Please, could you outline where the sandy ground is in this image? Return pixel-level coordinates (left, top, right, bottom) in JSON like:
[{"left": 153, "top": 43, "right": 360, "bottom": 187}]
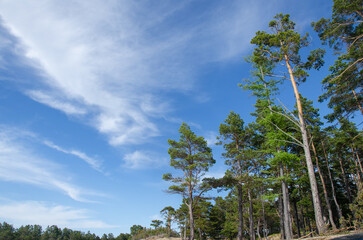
[
  {"left": 301, "top": 232, "right": 363, "bottom": 240},
  {"left": 142, "top": 230, "right": 363, "bottom": 240}
]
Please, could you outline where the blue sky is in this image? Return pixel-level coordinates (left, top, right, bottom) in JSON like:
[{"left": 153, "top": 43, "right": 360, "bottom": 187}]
[{"left": 0, "top": 0, "right": 336, "bottom": 236}]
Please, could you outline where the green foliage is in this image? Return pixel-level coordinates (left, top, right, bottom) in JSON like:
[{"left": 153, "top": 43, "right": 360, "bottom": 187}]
[
  {"left": 164, "top": 122, "right": 215, "bottom": 204},
  {"left": 150, "top": 220, "right": 163, "bottom": 229},
  {"left": 350, "top": 183, "right": 363, "bottom": 229},
  {"left": 130, "top": 225, "right": 143, "bottom": 236},
  {"left": 160, "top": 206, "right": 175, "bottom": 235},
  {"left": 251, "top": 13, "right": 325, "bottom": 83},
  {"left": 0, "top": 222, "right": 133, "bottom": 240},
  {"left": 130, "top": 226, "right": 178, "bottom": 240},
  {"left": 312, "top": 0, "right": 363, "bottom": 121}
]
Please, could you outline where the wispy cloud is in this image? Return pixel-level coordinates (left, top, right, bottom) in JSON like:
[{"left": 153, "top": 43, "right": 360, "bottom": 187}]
[
  {"left": 123, "top": 150, "right": 166, "bottom": 169},
  {"left": 0, "top": 129, "right": 100, "bottom": 202},
  {"left": 204, "top": 131, "right": 219, "bottom": 147},
  {"left": 27, "top": 90, "right": 87, "bottom": 115},
  {"left": 0, "top": 0, "right": 270, "bottom": 146},
  {"left": 43, "top": 140, "right": 105, "bottom": 174},
  {"left": 0, "top": 200, "right": 115, "bottom": 229}
]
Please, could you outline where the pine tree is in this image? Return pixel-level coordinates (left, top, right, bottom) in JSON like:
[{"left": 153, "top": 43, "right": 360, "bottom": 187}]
[
  {"left": 312, "top": 0, "right": 363, "bottom": 121},
  {"left": 163, "top": 123, "right": 215, "bottom": 240},
  {"left": 251, "top": 13, "right": 327, "bottom": 234}
]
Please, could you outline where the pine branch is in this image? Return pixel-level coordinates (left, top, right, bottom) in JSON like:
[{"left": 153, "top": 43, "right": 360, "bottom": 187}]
[
  {"left": 266, "top": 119, "right": 303, "bottom": 146},
  {"left": 329, "top": 57, "right": 363, "bottom": 83}
]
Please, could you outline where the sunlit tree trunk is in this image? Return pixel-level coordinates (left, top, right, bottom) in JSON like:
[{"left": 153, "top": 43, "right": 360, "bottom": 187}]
[{"left": 284, "top": 55, "right": 327, "bottom": 234}]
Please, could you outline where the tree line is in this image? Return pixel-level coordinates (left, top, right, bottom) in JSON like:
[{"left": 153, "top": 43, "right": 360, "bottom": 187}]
[
  {"left": 163, "top": 1, "right": 362, "bottom": 240},
  {"left": 0, "top": 222, "right": 131, "bottom": 240}
]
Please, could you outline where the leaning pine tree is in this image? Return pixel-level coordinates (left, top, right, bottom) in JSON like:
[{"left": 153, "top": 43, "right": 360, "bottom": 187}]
[
  {"left": 163, "top": 123, "right": 215, "bottom": 240},
  {"left": 250, "top": 13, "right": 327, "bottom": 234}
]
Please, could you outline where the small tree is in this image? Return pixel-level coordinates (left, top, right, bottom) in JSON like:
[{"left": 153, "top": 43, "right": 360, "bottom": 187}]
[
  {"left": 161, "top": 206, "right": 176, "bottom": 236},
  {"left": 151, "top": 220, "right": 163, "bottom": 230},
  {"left": 163, "top": 123, "right": 215, "bottom": 240},
  {"left": 130, "top": 225, "right": 144, "bottom": 237}
]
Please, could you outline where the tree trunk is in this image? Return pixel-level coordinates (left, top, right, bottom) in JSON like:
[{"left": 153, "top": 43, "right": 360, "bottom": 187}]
[
  {"left": 322, "top": 142, "right": 343, "bottom": 220},
  {"left": 257, "top": 218, "right": 261, "bottom": 240},
  {"left": 352, "top": 146, "right": 362, "bottom": 181},
  {"left": 339, "top": 158, "right": 352, "bottom": 202},
  {"left": 279, "top": 195, "right": 285, "bottom": 240},
  {"left": 311, "top": 139, "right": 337, "bottom": 230},
  {"left": 284, "top": 55, "right": 327, "bottom": 234},
  {"left": 237, "top": 184, "right": 244, "bottom": 240},
  {"left": 248, "top": 187, "right": 255, "bottom": 240},
  {"left": 353, "top": 146, "right": 362, "bottom": 174},
  {"left": 187, "top": 192, "right": 194, "bottom": 240},
  {"left": 307, "top": 215, "right": 312, "bottom": 235},
  {"left": 280, "top": 163, "right": 293, "bottom": 239},
  {"left": 292, "top": 199, "right": 301, "bottom": 238},
  {"left": 184, "top": 217, "right": 187, "bottom": 240},
  {"left": 352, "top": 89, "right": 363, "bottom": 115},
  {"left": 261, "top": 186, "right": 267, "bottom": 240},
  {"left": 300, "top": 206, "right": 306, "bottom": 236}
]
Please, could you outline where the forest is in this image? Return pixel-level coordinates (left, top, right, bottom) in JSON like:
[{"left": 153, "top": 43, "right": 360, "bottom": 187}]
[{"left": 0, "top": 0, "right": 362, "bottom": 239}]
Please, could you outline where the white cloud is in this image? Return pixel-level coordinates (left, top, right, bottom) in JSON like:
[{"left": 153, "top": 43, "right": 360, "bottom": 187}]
[
  {"left": 123, "top": 151, "right": 166, "bottom": 169},
  {"left": 0, "top": 129, "right": 99, "bottom": 202},
  {"left": 204, "top": 131, "right": 219, "bottom": 147},
  {"left": 0, "top": 0, "right": 270, "bottom": 146},
  {"left": 27, "top": 90, "right": 87, "bottom": 115},
  {"left": 43, "top": 140, "right": 105, "bottom": 174},
  {"left": 0, "top": 200, "right": 115, "bottom": 229}
]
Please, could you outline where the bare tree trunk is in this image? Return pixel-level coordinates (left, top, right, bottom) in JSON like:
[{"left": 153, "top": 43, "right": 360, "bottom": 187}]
[
  {"left": 261, "top": 186, "right": 267, "bottom": 240},
  {"left": 322, "top": 142, "right": 343, "bottom": 220},
  {"left": 285, "top": 55, "right": 327, "bottom": 234},
  {"left": 248, "top": 187, "right": 255, "bottom": 240},
  {"left": 311, "top": 140, "right": 337, "bottom": 230},
  {"left": 280, "top": 163, "right": 293, "bottom": 239},
  {"left": 187, "top": 190, "right": 194, "bottom": 240},
  {"left": 339, "top": 158, "right": 352, "bottom": 202},
  {"left": 352, "top": 89, "right": 363, "bottom": 115},
  {"left": 237, "top": 184, "right": 244, "bottom": 240},
  {"left": 292, "top": 199, "right": 301, "bottom": 238},
  {"left": 279, "top": 195, "right": 285, "bottom": 240},
  {"left": 257, "top": 218, "right": 261, "bottom": 240},
  {"left": 353, "top": 146, "right": 362, "bottom": 174},
  {"left": 352, "top": 146, "right": 362, "bottom": 181},
  {"left": 184, "top": 216, "right": 187, "bottom": 240}
]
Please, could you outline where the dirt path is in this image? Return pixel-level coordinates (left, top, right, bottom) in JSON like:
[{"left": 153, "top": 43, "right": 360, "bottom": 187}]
[
  {"left": 298, "top": 231, "right": 363, "bottom": 240},
  {"left": 327, "top": 233, "right": 363, "bottom": 240}
]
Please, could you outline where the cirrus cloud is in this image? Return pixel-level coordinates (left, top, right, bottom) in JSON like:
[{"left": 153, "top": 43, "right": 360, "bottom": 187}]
[
  {"left": 0, "top": 200, "right": 116, "bottom": 229},
  {"left": 0, "top": 0, "right": 270, "bottom": 146}
]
